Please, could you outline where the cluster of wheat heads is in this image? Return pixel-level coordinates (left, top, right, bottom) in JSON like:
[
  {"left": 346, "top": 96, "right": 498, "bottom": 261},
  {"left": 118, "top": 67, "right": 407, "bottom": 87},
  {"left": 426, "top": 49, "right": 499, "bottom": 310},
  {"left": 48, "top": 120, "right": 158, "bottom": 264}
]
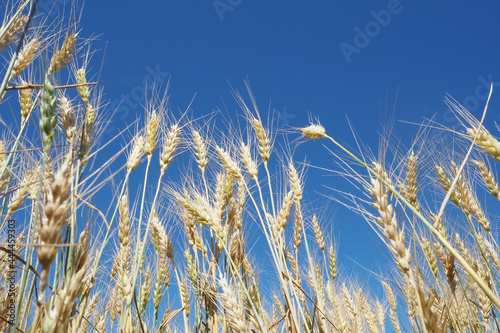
[
  {"left": 2, "top": 2, "right": 500, "bottom": 333},
  {"left": 305, "top": 90, "right": 500, "bottom": 332}
]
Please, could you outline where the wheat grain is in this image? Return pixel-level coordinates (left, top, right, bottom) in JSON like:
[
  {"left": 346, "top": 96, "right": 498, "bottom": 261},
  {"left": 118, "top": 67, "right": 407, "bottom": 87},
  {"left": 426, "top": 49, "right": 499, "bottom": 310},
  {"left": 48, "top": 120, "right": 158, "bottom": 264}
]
[
  {"left": 467, "top": 127, "right": 500, "bottom": 161},
  {"left": 160, "top": 123, "right": 181, "bottom": 172},
  {"left": 39, "top": 76, "right": 57, "bottom": 149},
  {"left": 473, "top": 160, "right": 499, "bottom": 198},
  {"left": 150, "top": 210, "right": 175, "bottom": 265},
  {"left": 48, "top": 32, "right": 77, "bottom": 74},
  {"left": 416, "top": 274, "right": 444, "bottom": 333},
  {"left": 382, "top": 282, "right": 401, "bottom": 333},
  {"left": 293, "top": 204, "right": 303, "bottom": 250},
  {"left": 399, "top": 152, "right": 419, "bottom": 211},
  {"left": 192, "top": 130, "right": 208, "bottom": 173},
  {"left": 58, "top": 95, "right": 77, "bottom": 142},
  {"left": 76, "top": 67, "right": 91, "bottom": 103},
  {"left": 145, "top": 111, "right": 159, "bottom": 156},
  {"left": 300, "top": 123, "right": 326, "bottom": 139},
  {"left": 6, "top": 178, "right": 27, "bottom": 219},
  {"left": 181, "top": 277, "right": 190, "bottom": 318},
  {"left": 218, "top": 274, "right": 246, "bottom": 333},
  {"left": 18, "top": 80, "right": 33, "bottom": 121},
  {"left": 376, "top": 301, "right": 385, "bottom": 331},
  {"left": 42, "top": 265, "right": 87, "bottom": 332},
  {"left": 277, "top": 190, "right": 293, "bottom": 234},
  {"left": 476, "top": 262, "right": 493, "bottom": 322},
  {"left": 328, "top": 245, "right": 337, "bottom": 283},
  {"left": 80, "top": 291, "right": 100, "bottom": 332},
  {"left": 312, "top": 215, "right": 325, "bottom": 252},
  {"left": 451, "top": 161, "right": 491, "bottom": 231},
  {"left": 11, "top": 38, "right": 40, "bottom": 78},
  {"left": 369, "top": 176, "right": 411, "bottom": 273},
  {"left": 0, "top": 15, "right": 28, "bottom": 51},
  {"left": 240, "top": 142, "right": 258, "bottom": 180},
  {"left": 127, "top": 134, "right": 145, "bottom": 172},
  {"left": 37, "top": 160, "right": 71, "bottom": 303},
  {"left": 251, "top": 118, "right": 271, "bottom": 162},
  {"left": 119, "top": 195, "right": 130, "bottom": 248},
  {"left": 139, "top": 268, "right": 153, "bottom": 315},
  {"left": 229, "top": 230, "right": 245, "bottom": 271},
  {"left": 435, "top": 165, "right": 461, "bottom": 207},
  {"left": 484, "top": 239, "right": 500, "bottom": 273},
  {"left": 357, "top": 291, "right": 378, "bottom": 333},
  {"left": 216, "top": 145, "right": 242, "bottom": 179},
  {"left": 421, "top": 237, "right": 438, "bottom": 278},
  {"left": 434, "top": 241, "right": 457, "bottom": 293}
]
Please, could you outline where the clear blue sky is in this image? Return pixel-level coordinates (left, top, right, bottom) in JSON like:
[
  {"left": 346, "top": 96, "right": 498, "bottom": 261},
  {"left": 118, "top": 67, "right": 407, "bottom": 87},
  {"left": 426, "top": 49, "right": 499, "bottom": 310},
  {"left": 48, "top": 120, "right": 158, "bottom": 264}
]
[{"left": 71, "top": 1, "right": 500, "bottom": 284}]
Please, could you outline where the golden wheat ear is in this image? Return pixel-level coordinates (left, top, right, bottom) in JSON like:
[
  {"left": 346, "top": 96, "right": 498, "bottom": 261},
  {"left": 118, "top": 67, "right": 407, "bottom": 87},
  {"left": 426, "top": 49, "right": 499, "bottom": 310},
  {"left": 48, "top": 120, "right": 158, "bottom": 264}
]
[
  {"left": 48, "top": 32, "right": 77, "bottom": 74},
  {"left": 0, "top": 15, "right": 28, "bottom": 52}
]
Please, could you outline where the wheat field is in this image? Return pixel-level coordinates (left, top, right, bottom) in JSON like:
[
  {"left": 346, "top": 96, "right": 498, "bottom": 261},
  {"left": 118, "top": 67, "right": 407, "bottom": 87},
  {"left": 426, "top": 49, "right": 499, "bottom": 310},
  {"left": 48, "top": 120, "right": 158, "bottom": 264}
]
[{"left": 1, "top": 2, "right": 500, "bottom": 332}]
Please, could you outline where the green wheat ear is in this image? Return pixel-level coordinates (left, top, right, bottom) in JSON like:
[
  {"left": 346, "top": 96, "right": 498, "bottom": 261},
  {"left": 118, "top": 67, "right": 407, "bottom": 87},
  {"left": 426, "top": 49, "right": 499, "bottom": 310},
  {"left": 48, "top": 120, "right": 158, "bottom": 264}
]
[{"left": 39, "top": 76, "right": 57, "bottom": 150}]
